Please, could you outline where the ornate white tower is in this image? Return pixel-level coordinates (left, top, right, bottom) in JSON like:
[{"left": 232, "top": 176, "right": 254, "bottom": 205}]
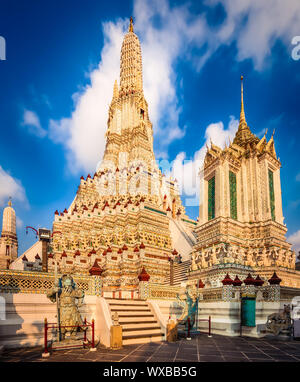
[
  {"left": 49, "top": 18, "right": 196, "bottom": 286},
  {"left": 103, "top": 17, "right": 155, "bottom": 169},
  {"left": 0, "top": 199, "right": 18, "bottom": 269},
  {"left": 190, "top": 76, "right": 297, "bottom": 287}
]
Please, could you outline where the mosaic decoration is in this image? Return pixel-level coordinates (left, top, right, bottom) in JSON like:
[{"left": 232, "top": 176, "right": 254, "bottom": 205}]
[
  {"left": 0, "top": 269, "right": 101, "bottom": 295},
  {"left": 268, "top": 169, "right": 275, "bottom": 221},
  {"left": 208, "top": 176, "right": 215, "bottom": 221},
  {"left": 229, "top": 171, "right": 237, "bottom": 220}
]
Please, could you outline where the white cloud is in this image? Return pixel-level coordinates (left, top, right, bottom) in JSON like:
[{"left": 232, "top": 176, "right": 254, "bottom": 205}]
[
  {"left": 170, "top": 116, "right": 238, "bottom": 205},
  {"left": 210, "top": 0, "right": 300, "bottom": 69},
  {"left": 47, "top": 0, "right": 300, "bottom": 174},
  {"left": 48, "top": 2, "right": 210, "bottom": 173},
  {"left": 16, "top": 216, "right": 23, "bottom": 229},
  {"left": 21, "top": 110, "right": 47, "bottom": 138},
  {"left": 0, "top": 166, "right": 28, "bottom": 207},
  {"left": 49, "top": 19, "right": 127, "bottom": 174},
  {"left": 287, "top": 230, "right": 300, "bottom": 255}
]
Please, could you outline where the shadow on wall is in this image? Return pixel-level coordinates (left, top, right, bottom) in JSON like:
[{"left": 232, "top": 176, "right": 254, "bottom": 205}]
[
  {"left": 0, "top": 290, "right": 24, "bottom": 349},
  {"left": 170, "top": 301, "right": 183, "bottom": 321},
  {"left": 0, "top": 291, "right": 57, "bottom": 351}
]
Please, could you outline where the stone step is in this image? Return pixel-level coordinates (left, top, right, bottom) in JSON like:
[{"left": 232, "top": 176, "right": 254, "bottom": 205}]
[
  {"left": 118, "top": 317, "right": 157, "bottom": 323},
  {"left": 109, "top": 302, "right": 148, "bottom": 307},
  {"left": 123, "top": 336, "right": 164, "bottom": 345},
  {"left": 123, "top": 329, "right": 163, "bottom": 339},
  {"left": 122, "top": 322, "right": 160, "bottom": 329},
  {"left": 123, "top": 327, "right": 162, "bottom": 339},
  {"left": 122, "top": 325, "right": 161, "bottom": 332},
  {"left": 118, "top": 313, "right": 155, "bottom": 318},
  {"left": 106, "top": 299, "right": 163, "bottom": 345},
  {"left": 105, "top": 298, "right": 146, "bottom": 305},
  {"left": 110, "top": 307, "right": 151, "bottom": 312}
]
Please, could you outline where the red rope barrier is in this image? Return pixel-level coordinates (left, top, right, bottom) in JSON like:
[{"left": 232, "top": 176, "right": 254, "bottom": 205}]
[
  {"left": 43, "top": 318, "right": 96, "bottom": 355},
  {"left": 198, "top": 317, "right": 212, "bottom": 337}
]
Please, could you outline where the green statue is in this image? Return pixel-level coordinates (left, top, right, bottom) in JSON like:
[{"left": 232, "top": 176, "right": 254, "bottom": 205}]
[
  {"left": 176, "top": 284, "right": 200, "bottom": 330},
  {"left": 47, "top": 274, "right": 85, "bottom": 341}
]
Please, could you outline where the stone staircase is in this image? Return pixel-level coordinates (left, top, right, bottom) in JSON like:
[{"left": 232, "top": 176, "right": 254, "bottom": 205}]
[
  {"left": 164, "top": 259, "right": 191, "bottom": 286},
  {"left": 106, "top": 298, "right": 165, "bottom": 345}
]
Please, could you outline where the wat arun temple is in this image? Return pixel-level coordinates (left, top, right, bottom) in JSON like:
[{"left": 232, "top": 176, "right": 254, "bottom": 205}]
[
  {"left": 48, "top": 18, "right": 197, "bottom": 291},
  {"left": 1, "top": 18, "right": 300, "bottom": 349}
]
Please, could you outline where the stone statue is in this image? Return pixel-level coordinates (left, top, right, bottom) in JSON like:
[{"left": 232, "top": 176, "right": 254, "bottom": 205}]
[
  {"left": 190, "top": 252, "right": 198, "bottom": 271},
  {"left": 176, "top": 284, "right": 200, "bottom": 330},
  {"left": 266, "top": 304, "right": 292, "bottom": 336},
  {"left": 47, "top": 274, "right": 85, "bottom": 341}
]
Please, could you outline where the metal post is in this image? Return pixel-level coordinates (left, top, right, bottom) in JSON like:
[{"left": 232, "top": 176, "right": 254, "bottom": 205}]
[
  {"left": 187, "top": 317, "right": 191, "bottom": 340},
  {"left": 208, "top": 316, "right": 212, "bottom": 337},
  {"left": 240, "top": 293, "right": 243, "bottom": 337},
  {"left": 83, "top": 318, "right": 87, "bottom": 344},
  {"left": 42, "top": 318, "right": 50, "bottom": 358},
  {"left": 90, "top": 319, "right": 96, "bottom": 351}
]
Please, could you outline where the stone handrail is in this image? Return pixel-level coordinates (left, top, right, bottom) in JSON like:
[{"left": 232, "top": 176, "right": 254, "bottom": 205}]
[{"left": 0, "top": 269, "right": 101, "bottom": 296}]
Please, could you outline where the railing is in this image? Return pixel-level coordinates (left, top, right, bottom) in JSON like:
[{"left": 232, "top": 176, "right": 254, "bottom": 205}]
[
  {"left": 280, "top": 286, "right": 300, "bottom": 301},
  {"left": 0, "top": 269, "right": 102, "bottom": 296},
  {"left": 177, "top": 316, "right": 212, "bottom": 339},
  {"left": 140, "top": 282, "right": 182, "bottom": 300},
  {"left": 198, "top": 316, "right": 212, "bottom": 337},
  {"left": 42, "top": 318, "right": 96, "bottom": 357},
  {"left": 201, "top": 287, "right": 223, "bottom": 301}
]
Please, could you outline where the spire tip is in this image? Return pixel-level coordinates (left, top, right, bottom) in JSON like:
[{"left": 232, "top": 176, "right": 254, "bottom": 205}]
[{"left": 129, "top": 16, "right": 134, "bottom": 32}]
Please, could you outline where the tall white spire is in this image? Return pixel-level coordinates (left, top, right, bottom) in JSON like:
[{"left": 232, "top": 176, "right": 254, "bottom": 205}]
[{"left": 120, "top": 17, "right": 143, "bottom": 93}]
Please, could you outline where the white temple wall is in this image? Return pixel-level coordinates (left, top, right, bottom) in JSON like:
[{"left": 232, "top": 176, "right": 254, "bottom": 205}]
[
  {"left": 0, "top": 293, "right": 97, "bottom": 349},
  {"left": 149, "top": 299, "right": 291, "bottom": 338},
  {"left": 10, "top": 241, "right": 43, "bottom": 271}
]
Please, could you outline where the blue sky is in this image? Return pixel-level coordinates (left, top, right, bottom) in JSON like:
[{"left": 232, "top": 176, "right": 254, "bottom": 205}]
[{"left": 0, "top": 0, "right": 300, "bottom": 255}]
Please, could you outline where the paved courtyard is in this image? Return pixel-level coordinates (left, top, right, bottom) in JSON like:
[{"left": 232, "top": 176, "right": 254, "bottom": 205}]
[{"left": 1, "top": 334, "right": 300, "bottom": 362}]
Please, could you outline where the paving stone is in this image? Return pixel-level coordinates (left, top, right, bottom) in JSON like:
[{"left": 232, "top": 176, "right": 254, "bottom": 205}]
[
  {"left": 3, "top": 333, "right": 300, "bottom": 362},
  {"left": 121, "top": 355, "right": 152, "bottom": 362},
  {"left": 199, "top": 355, "right": 224, "bottom": 362},
  {"left": 148, "top": 357, "right": 176, "bottom": 362}
]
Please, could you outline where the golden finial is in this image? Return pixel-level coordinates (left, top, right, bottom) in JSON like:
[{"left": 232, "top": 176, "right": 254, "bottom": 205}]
[
  {"left": 129, "top": 16, "right": 134, "bottom": 32},
  {"left": 8, "top": 197, "right": 12, "bottom": 207},
  {"left": 239, "top": 75, "right": 246, "bottom": 128}
]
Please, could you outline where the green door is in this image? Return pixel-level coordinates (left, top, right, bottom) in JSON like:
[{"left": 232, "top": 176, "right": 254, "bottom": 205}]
[{"left": 241, "top": 295, "right": 256, "bottom": 327}]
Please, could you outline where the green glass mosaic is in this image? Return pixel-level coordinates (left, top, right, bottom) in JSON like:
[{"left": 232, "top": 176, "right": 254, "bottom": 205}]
[
  {"left": 229, "top": 171, "right": 237, "bottom": 220},
  {"left": 268, "top": 169, "right": 275, "bottom": 221},
  {"left": 208, "top": 176, "right": 215, "bottom": 220},
  {"left": 144, "top": 206, "right": 167, "bottom": 216}
]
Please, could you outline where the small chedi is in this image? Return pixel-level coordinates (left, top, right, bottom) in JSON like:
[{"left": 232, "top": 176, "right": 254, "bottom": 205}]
[
  {"left": 0, "top": 199, "right": 18, "bottom": 270},
  {"left": 188, "top": 76, "right": 300, "bottom": 289},
  {"left": 47, "top": 274, "right": 85, "bottom": 341}
]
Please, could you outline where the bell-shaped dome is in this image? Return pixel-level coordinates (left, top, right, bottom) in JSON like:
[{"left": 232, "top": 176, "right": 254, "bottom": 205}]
[{"left": 1, "top": 199, "right": 16, "bottom": 236}]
